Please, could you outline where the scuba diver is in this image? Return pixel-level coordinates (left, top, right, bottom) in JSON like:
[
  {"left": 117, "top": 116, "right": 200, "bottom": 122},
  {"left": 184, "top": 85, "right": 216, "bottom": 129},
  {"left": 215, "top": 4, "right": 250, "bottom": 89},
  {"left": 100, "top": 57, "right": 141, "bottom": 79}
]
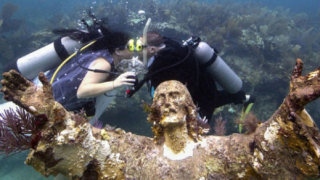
[
  {"left": 127, "top": 31, "right": 255, "bottom": 123},
  {"left": 3, "top": 11, "right": 138, "bottom": 122}
]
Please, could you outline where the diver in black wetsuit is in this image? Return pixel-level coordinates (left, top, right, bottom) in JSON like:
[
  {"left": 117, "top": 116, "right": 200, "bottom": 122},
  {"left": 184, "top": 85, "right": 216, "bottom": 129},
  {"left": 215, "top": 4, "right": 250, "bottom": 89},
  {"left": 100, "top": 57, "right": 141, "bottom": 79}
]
[{"left": 128, "top": 31, "right": 255, "bottom": 123}]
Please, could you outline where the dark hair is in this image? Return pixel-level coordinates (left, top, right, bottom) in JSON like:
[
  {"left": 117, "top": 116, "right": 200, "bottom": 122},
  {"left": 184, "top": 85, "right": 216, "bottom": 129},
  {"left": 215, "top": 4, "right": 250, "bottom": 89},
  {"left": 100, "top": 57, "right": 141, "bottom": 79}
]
[
  {"left": 52, "top": 10, "right": 130, "bottom": 54},
  {"left": 91, "top": 30, "right": 130, "bottom": 53},
  {"left": 146, "top": 31, "right": 164, "bottom": 46}
]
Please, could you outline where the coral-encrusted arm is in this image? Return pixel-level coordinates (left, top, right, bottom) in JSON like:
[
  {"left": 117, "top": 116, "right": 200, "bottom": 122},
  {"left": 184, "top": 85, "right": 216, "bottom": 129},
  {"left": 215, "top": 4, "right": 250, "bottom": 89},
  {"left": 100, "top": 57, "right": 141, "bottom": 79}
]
[
  {"left": 289, "top": 59, "right": 320, "bottom": 109},
  {"left": 249, "top": 59, "right": 320, "bottom": 178},
  {"left": 1, "top": 70, "right": 60, "bottom": 117}
]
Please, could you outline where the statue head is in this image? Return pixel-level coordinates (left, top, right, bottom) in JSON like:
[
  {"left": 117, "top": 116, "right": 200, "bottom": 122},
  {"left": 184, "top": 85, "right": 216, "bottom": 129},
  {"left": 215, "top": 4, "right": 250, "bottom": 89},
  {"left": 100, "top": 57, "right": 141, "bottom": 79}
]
[
  {"left": 154, "top": 80, "right": 190, "bottom": 127},
  {"left": 148, "top": 80, "right": 209, "bottom": 144}
]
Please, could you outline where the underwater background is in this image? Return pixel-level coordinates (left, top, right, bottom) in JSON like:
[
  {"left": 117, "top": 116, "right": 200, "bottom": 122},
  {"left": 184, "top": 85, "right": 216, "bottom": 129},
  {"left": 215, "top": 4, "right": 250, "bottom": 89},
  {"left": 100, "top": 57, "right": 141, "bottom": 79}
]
[{"left": 0, "top": 0, "right": 319, "bottom": 179}]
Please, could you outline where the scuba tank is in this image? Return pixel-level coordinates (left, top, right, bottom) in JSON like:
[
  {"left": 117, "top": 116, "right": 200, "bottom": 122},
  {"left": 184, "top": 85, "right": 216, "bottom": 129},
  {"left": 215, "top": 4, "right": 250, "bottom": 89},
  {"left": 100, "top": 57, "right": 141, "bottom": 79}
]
[
  {"left": 3, "top": 36, "right": 81, "bottom": 80},
  {"left": 127, "top": 35, "right": 244, "bottom": 98},
  {"left": 184, "top": 36, "right": 243, "bottom": 94}
]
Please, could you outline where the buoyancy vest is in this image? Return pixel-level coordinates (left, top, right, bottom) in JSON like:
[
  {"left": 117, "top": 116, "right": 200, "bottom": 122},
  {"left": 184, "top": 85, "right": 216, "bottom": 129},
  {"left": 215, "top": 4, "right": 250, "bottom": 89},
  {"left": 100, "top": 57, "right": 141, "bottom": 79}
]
[{"left": 45, "top": 49, "right": 114, "bottom": 116}]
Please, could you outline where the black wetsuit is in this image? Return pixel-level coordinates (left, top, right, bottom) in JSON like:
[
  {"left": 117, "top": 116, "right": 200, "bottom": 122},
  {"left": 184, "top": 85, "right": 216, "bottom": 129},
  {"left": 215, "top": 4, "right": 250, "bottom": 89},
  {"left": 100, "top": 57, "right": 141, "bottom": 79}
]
[{"left": 146, "top": 38, "right": 244, "bottom": 122}]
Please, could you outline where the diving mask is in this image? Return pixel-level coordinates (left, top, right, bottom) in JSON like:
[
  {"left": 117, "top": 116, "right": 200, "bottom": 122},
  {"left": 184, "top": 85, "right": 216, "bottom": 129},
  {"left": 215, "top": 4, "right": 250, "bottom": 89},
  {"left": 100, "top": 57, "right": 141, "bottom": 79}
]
[
  {"left": 127, "top": 39, "right": 147, "bottom": 52},
  {"left": 115, "top": 56, "right": 147, "bottom": 75}
]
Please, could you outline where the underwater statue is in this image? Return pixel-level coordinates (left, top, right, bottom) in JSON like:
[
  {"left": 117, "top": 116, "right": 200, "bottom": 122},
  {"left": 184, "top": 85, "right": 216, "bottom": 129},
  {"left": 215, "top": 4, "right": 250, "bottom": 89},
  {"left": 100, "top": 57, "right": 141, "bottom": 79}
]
[{"left": 0, "top": 59, "right": 319, "bottom": 179}]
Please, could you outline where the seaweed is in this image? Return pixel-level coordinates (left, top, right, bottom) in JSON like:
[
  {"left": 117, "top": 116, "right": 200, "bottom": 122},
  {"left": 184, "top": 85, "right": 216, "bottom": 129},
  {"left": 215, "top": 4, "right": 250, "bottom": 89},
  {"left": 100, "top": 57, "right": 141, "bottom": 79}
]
[
  {"left": 1, "top": 2, "right": 19, "bottom": 21},
  {"left": 213, "top": 114, "right": 227, "bottom": 136}
]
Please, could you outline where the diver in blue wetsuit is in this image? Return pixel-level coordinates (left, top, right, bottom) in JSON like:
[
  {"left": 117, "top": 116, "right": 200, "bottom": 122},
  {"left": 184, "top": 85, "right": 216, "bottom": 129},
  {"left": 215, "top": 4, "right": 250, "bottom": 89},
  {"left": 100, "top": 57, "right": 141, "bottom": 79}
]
[{"left": 128, "top": 31, "right": 255, "bottom": 123}]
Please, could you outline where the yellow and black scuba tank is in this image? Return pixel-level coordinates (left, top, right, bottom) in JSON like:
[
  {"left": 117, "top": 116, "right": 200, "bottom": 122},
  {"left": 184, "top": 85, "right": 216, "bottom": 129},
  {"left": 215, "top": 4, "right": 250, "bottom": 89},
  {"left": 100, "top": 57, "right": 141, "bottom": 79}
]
[{"left": 3, "top": 36, "right": 81, "bottom": 80}]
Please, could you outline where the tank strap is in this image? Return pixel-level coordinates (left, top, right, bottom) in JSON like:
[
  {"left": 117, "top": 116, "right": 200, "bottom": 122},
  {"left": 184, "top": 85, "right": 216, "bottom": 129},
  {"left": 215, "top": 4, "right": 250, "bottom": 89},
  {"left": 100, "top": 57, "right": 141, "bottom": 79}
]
[
  {"left": 200, "top": 48, "right": 219, "bottom": 68},
  {"left": 54, "top": 37, "right": 70, "bottom": 61}
]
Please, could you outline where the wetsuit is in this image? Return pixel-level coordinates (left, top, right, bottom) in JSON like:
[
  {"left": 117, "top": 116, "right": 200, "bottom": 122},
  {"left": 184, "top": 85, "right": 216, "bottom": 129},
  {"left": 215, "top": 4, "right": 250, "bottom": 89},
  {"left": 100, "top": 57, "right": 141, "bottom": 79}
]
[{"left": 146, "top": 38, "right": 245, "bottom": 122}]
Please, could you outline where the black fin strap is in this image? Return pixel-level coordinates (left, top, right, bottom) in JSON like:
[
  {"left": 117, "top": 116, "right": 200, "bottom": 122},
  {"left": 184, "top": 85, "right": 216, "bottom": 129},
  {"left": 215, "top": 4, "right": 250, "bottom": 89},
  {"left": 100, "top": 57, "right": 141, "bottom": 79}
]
[{"left": 54, "top": 37, "right": 70, "bottom": 61}]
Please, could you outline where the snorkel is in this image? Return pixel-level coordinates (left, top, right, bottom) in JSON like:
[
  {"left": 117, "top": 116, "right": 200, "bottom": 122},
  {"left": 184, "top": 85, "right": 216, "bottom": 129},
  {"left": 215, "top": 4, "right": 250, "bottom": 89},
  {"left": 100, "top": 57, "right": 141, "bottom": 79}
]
[
  {"left": 143, "top": 18, "right": 151, "bottom": 68},
  {"left": 116, "top": 17, "right": 151, "bottom": 74}
]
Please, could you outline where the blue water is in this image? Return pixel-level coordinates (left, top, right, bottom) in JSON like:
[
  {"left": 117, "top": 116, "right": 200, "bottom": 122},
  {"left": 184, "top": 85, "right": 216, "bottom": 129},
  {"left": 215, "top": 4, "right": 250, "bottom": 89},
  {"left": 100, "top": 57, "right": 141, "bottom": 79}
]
[{"left": 0, "top": 0, "right": 319, "bottom": 179}]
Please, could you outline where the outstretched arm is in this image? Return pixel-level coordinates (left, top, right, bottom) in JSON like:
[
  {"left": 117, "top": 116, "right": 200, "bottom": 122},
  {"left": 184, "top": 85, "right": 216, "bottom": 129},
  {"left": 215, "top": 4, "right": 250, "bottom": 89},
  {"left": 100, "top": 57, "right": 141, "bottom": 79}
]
[
  {"left": 1, "top": 70, "right": 55, "bottom": 115},
  {"left": 288, "top": 58, "right": 320, "bottom": 111}
]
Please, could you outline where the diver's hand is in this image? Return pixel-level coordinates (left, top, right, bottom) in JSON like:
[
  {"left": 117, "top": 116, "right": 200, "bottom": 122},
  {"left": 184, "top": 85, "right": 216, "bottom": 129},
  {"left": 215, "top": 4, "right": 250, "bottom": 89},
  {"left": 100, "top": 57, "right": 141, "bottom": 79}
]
[{"left": 113, "top": 72, "right": 136, "bottom": 89}]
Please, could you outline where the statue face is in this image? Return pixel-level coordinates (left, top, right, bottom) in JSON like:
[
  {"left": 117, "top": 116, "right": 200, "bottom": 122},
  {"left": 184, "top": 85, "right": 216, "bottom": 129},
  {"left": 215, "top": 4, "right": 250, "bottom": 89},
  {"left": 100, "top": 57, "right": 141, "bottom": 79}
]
[
  {"left": 150, "top": 80, "right": 206, "bottom": 142},
  {"left": 154, "top": 81, "right": 188, "bottom": 127}
]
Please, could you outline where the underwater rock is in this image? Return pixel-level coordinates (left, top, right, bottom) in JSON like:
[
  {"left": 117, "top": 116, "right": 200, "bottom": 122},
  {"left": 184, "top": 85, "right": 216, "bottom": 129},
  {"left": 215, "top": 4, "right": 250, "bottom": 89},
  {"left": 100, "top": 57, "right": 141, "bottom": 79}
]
[{"left": 0, "top": 58, "right": 319, "bottom": 179}]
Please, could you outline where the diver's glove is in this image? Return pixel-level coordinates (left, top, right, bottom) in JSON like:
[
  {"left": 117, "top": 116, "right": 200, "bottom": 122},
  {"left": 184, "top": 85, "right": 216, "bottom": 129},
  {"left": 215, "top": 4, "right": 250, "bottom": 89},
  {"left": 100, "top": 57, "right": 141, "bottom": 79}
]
[{"left": 113, "top": 72, "right": 136, "bottom": 89}]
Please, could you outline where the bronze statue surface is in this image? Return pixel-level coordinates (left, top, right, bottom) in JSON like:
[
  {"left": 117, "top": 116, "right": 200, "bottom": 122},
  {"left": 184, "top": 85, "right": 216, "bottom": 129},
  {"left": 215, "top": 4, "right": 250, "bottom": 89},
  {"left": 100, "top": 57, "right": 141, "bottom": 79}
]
[{"left": 0, "top": 59, "right": 319, "bottom": 180}]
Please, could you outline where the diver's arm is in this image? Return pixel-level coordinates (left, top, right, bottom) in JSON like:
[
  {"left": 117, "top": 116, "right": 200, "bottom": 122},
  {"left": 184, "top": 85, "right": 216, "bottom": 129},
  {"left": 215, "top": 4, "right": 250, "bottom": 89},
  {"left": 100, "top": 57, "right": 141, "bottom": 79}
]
[
  {"left": 77, "top": 58, "right": 113, "bottom": 99},
  {"left": 77, "top": 58, "right": 135, "bottom": 99}
]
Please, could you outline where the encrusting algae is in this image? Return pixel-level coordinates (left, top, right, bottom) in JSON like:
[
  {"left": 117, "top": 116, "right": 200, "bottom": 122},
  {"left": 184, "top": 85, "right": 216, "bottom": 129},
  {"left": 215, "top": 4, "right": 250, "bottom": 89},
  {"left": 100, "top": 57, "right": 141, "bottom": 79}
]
[{"left": 0, "top": 58, "right": 319, "bottom": 179}]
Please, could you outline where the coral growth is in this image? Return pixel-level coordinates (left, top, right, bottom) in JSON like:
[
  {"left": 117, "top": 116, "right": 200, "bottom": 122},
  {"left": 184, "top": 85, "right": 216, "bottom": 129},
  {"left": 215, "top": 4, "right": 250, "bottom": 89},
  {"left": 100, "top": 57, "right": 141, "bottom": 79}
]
[
  {"left": 213, "top": 114, "right": 227, "bottom": 136},
  {"left": 73, "top": 109, "right": 87, "bottom": 127},
  {"left": 0, "top": 107, "right": 47, "bottom": 156},
  {"left": 243, "top": 112, "right": 261, "bottom": 134}
]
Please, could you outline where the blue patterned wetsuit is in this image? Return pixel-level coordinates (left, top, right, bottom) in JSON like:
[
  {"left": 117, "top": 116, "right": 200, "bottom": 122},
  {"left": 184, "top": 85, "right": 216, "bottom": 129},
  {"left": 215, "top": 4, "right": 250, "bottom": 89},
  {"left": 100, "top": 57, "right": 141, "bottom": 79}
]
[{"left": 45, "top": 49, "right": 114, "bottom": 116}]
